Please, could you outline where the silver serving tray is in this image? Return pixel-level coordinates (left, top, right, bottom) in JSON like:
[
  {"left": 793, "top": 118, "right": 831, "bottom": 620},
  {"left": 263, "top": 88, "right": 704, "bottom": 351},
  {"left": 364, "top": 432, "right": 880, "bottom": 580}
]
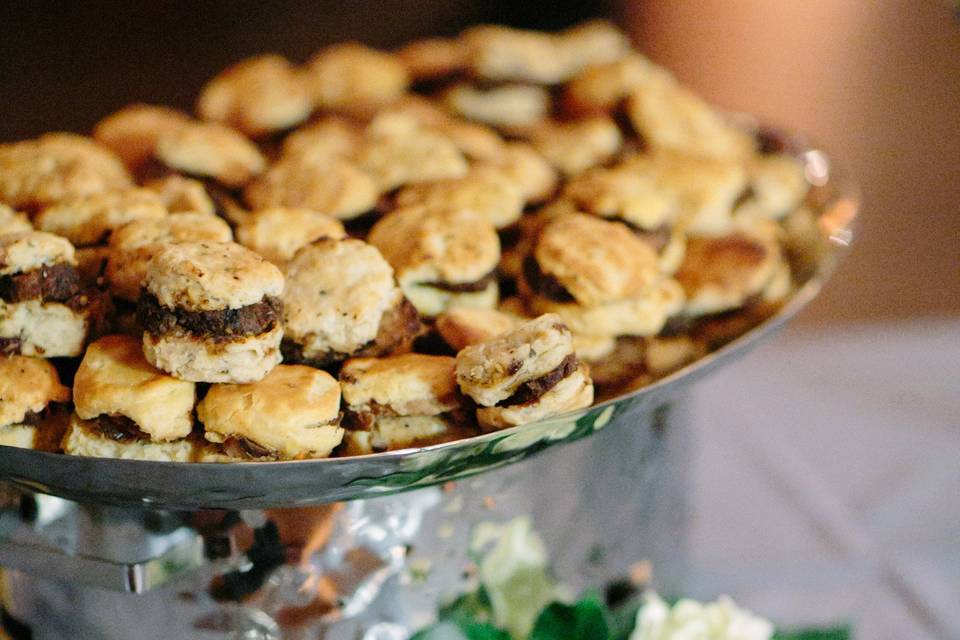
[{"left": 0, "top": 135, "right": 858, "bottom": 510}]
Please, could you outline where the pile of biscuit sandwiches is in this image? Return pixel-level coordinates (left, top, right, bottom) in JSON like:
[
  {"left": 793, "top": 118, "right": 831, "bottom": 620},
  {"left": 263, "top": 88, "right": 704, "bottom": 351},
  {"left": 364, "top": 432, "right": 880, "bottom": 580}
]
[{"left": 0, "top": 21, "right": 816, "bottom": 461}]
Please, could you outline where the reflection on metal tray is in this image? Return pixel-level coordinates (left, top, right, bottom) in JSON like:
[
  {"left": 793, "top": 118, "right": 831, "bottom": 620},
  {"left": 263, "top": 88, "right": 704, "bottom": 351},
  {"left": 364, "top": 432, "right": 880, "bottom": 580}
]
[{"left": 0, "top": 137, "right": 858, "bottom": 511}]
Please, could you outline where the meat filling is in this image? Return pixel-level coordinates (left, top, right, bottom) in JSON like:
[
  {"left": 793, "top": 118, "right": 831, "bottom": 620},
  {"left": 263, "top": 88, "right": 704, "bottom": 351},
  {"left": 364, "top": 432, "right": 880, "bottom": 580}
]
[
  {"left": 137, "top": 292, "right": 281, "bottom": 339},
  {"left": 423, "top": 271, "right": 497, "bottom": 293},
  {"left": 91, "top": 414, "right": 152, "bottom": 442},
  {"left": 0, "top": 263, "right": 80, "bottom": 304},
  {"left": 221, "top": 436, "right": 277, "bottom": 460},
  {"left": 523, "top": 255, "right": 575, "bottom": 303},
  {"left": 498, "top": 353, "right": 579, "bottom": 407},
  {"left": 0, "top": 337, "right": 22, "bottom": 355},
  {"left": 282, "top": 296, "right": 420, "bottom": 368}
]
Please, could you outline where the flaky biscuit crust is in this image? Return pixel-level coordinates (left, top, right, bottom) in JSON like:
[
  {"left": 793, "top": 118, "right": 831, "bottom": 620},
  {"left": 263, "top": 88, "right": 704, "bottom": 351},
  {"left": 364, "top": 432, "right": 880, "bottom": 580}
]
[
  {"left": 0, "top": 204, "right": 34, "bottom": 236},
  {"left": 144, "top": 241, "right": 283, "bottom": 311},
  {"left": 107, "top": 213, "right": 232, "bottom": 301},
  {"left": 443, "top": 83, "right": 550, "bottom": 129},
  {"left": 455, "top": 313, "right": 574, "bottom": 407},
  {"left": 340, "top": 414, "right": 472, "bottom": 456},
  {"left": 74, "top": 335, "right": 195, "bottom": 441},
  {"left": 142, "top": 323, "right": 283, "bottom": 383},
  {"left": 436, "top": 307, "right": 520, "bottom": 351},
  {"left": 35, "top": 188, "right": 168, "bottom": 247},
  {"left": 198, "top": 54, "right": 312, "bottom": 137},
  {"left": 282, "top": 238, "right": 402, "bottom": 358},
  {"left": 198, "top": 364, "right": 343, "bottom": 459},
  {"left": 476, "top": 362, "right": 593, "bottom": 429},
  {"left": 534, "top": 213, "right": 660, "bottom": 306},
  {"left": 244, "top": 155, "right": 378, "bottom": 220},
  {"left": 526, "top": 116, "right": 622, "bottom": 176},
  {"left": 235, "top": 207, "right": 345, "bottom": 265},
  {"left": 0, "top": 298, "right": 91, "bottom": 357},
  {"left": 305, "top": 43, "right": 409, "bottom": 114},
  {"left": 155, "top": 122, "right": 265, "bottom": 188},
  {"left": 0, "top": 134, "right": 132, "bottom": 211},
  {"left": 63, "top": 415, "right": 196, "bottom": 461},
  {"left": 369, "top": 205, "right": 500, "bottom": 289},
  {"left": 0, "top": 231, "right": 75, "bottom": 276},
  {"left": 93, "top": 104, "right": 192, "bottom": 170},
  {"left": 395, "top": 172, "right": 524, "bottom": 229},
  {"left": 0, "top": 355, "right": 69, "bottom": 427},
  {"left": 340, "top": 353, "right": 459, "bottom": 416}
]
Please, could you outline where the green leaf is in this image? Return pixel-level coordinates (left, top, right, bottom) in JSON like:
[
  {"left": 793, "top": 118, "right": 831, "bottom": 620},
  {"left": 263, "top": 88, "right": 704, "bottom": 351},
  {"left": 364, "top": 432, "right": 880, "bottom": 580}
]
[
  {"left": 530, "top": 599, "right": 610, "bottom": 640},
  {"left": 438, "top": 587, "right": 494, "bottom": 625},
  {"left": 773, "top": 626, "right": 851, "bottom": 640}
]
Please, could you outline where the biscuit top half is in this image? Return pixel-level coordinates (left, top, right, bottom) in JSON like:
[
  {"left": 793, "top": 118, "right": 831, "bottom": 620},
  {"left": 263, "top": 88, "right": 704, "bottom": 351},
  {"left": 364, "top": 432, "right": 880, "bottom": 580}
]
[
  {"left": 0, "top": 230, "right": 76, "bottom": 276},
  {"left": 534, "top": 212, "right": 660, "bottom": 307},
  {"left": 73, "top": 334, "right": 196, "bottom": 441},
  {"left": 144, "top": 241, "right": 284, "bottom": 311},
  {"left": 455, "top": 313, "right": 575, "bottom": 407},
  {"left": 0, "top": 355, "right": 70, "bottom": 426},
  {"left": 340, "top": 353, "right": 459, "bottom": 417}
]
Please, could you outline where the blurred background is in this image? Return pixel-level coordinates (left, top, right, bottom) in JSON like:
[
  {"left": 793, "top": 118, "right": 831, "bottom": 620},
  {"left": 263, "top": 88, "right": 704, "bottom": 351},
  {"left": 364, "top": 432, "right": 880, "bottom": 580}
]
[{"left": 1, "top": 1, "right": 957, "bottom": 637}]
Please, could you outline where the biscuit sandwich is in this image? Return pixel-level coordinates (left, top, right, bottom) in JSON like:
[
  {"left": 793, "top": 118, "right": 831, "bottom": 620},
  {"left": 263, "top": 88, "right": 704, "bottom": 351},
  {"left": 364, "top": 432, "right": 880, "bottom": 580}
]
[
  {"left": 281, "top": 238, "right": 419, "bottom": 369},
  {"left": 63, "top": 334, "right": 197, "bottom": 461},
  {"left": 339, "top": 353, "right": 474, "bottom": 454},
  {"left": 0, "top": 355, "right": 70, "bottom": 450},
  {"left": 137, "top": 241, "right": 284, "bottom": 383},
  {"left": 368, "top": 204, "right": 500, "bottom": 317},
  {"left": 455, "top": 313, "right": 594, "bottom": 429},
  {"left": 0, "top": 231, "right": 106, "bottom": 357},
  {"left": 197, "top": 364, "right": 343, "bottom": 461}
]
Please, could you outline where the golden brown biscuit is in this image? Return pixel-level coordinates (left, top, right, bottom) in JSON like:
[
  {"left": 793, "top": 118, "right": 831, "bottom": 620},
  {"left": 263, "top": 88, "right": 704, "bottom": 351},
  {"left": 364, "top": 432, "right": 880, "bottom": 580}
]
[
  {"left": 0, "top": 230, "right": 75, "bottom": 276},
  {"left": 281, "top": 238, "right": 418, "bottom": 367},
  {"left": 356, "top": 113, "right": 469, "bottom": 192},
  {"left": 394, "top": 171, "right": 524, "bottom": 230},
  {"left": 93, "top": 104, "right": 192, "bottom": 170},
  {"left": 525, "top": 116, "right": 622, "bottom": 176},
  {"left": 475, "top": 362, "right": 593, "bottom": 429},
  {"left": 340, "top": 414, "right": 475, "bottom": 455},
  {"left": 645, "top": 335, "right": 705, "bottom": 377},
  {"left": 244, "top": 154, "right": 378, "bottom": 220},
  {"left": 563, "top": 53, "right": 674, "bottom": 115},
  {"left": 73, "top": 335, "right": 196, "bottom": 442},
  {"left": 622, "top": 152, "right": 748, "bottom": 236},
  {"left": 198, "top": 54, "right": 312, "bottom": 137},
  {"left": 455, "top": 313, "right": 575, "bottom": 406},
  {"left": 527, "top": 277, "right": 685, "bottom": 338},
  {"left": 144, "top": 241, "right": 283, "bottom": 312},
  {"left": 396, "top": 37, "right": 469, "bottom": 81},
  {"left": 198, "top": 365, "right": 343, "bottom": 460},
  {"left": 674, "top": 229, "right": 782, "bottom": 317},
  {"left": 379, "top": 96, "right": 506, "bottom": 161},
  {"left": 281, "top": 116, "right": 361, "bottom": 164},
  {"left": 235, "top": 207, "right": 345, "bottom": 265},
  {"left": 106, "top": 212, "right": 232, "bottom": 302},
  {"left": 0, "top": 204, "right": 33, "bottom": 235},
  {"left": 35, "top": 188, "right": 168, "bottom": 247},
  {"left": 0, "top": 355, "right": 70, "bottom": 428},
  {"left": 442, "top": 83, "right": 550, "bottom": 129},
  {"left": 62, "top": 414, "right": 197, "bottom": 461},
  {"left": 472, "top": 142, "right": 558, "bottom": 204},
  {"left": 305, "top": 43, "right": 409, "bottom": 115},
  {"left": 529, "top": 213, "right": 660, "bottom": 307},
  {"left": 436, "top": 307, "right": 520, "bottom": 351},
  {"left": 625, "top": 81, "right": 755, "bottom": 161},
  {"left": 562, "top": 163, "right": 678, "bottom": 232},
  {"left": 462, "top": 20, "right": 629, "bottom": 85},
  {"left": 340, "top": 354, "right": 459, "bottom": 417},
  {"left": 368, "top": 205, "right": 500, "bottom": 317},
  {"left": 735, "top": 154, "right": 810, "bottom": 221},
  {"left": 0, "top": 133, "right": 132, "bottom": 211},
  {"left": 143, "top": 175, "right": 217, "bottom": 215},
  {"left": 139, "top": 242, "right": 284, "bottom": 382},
  {"left": 155, "top": 122, "right": 265, "bottom": 188}
]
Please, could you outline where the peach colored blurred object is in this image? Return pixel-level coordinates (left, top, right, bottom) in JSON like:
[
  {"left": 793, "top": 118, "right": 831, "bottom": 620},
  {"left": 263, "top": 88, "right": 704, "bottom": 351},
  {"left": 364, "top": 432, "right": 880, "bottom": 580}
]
[{"left": 628, "top": 0, "right": 960, "bottom": 323}]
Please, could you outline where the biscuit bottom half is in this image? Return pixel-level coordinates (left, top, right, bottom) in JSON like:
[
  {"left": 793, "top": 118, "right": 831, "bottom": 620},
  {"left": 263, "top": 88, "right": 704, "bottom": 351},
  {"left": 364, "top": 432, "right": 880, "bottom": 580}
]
[
  {"left": 62, "top": 415, "right": 196, "bottom": 462},
  {"left": 477, "top": 363, "right": 594, "bottom": 429},
  {"left": 0, "top": 298, "right": 92, "bottom": 357},
  {"left": 340, "top": 414, "right": 477, "bottom": 456},
  {"left": 143, "top": 324, "right": 283, "bottom": 383}
]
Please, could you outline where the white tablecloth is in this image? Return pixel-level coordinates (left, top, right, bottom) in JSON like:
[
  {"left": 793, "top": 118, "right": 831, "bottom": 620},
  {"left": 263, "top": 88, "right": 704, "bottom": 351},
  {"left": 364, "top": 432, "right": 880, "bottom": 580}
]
[{"left": 687, "top": 318, "right": 960, "bottom": 640}]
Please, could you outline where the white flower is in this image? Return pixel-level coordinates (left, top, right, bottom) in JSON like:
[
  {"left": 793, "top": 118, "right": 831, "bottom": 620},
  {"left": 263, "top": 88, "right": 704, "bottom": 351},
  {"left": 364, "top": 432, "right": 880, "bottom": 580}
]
[
  {"left": 472, "top": 517, "right": 560, "bottom": 639},
  {"left": 629, "top": 591, "right": 774, "bottom": 640}
]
